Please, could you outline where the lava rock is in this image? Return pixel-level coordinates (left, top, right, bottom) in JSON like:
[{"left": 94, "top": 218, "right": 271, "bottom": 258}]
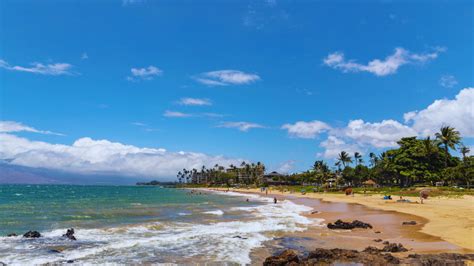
[
  {"left": 63, "top": 228, "right": 77, "bottom": 241},
  {"left": 382, "top": 243, "right": 408, "bottom": 253},
  {"left": 373, "top": 239, "right": 383, "bottom": 242},
  {"left": 7, "top": 233, "right": 17, "bottom": 237},
  {"left": 327, "top": 219, "right": 373, "bottom": 230},
  {"left": 263, "top": 249, "right": 300, "bottom": 266},
  {"left": 23, "top": 231, "right": 41, "bottom": 238}
]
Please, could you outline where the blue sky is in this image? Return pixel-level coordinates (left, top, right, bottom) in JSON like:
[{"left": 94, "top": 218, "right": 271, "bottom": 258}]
[{"left": 0, "top": 0, "right": 473, "bottom": 180}]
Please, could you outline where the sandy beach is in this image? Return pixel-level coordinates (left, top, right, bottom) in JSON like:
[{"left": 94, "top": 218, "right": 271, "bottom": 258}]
[{"left": 229, "top": 188, "right": 474, "bottom": 252}]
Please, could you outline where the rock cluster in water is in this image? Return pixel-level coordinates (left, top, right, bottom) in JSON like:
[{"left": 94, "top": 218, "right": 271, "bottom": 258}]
[
  {"left": 327, "top": 219, "right": 373, "bottom": 230},
  {"left": 63, "top": 228, "right": 77, "bottom": 240},
  {"left": 23, "top": 231, "right": 41, "bottom": 238}
]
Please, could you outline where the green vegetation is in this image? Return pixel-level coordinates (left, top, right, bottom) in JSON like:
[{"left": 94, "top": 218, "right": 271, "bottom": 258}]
[{"left": 177, "top": 126, "right": 473, "bottom": 191}]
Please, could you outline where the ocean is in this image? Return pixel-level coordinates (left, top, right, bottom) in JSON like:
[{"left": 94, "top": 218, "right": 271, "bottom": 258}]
[{"left": 0, "top": 185, "right": 319, "bottom": 265}]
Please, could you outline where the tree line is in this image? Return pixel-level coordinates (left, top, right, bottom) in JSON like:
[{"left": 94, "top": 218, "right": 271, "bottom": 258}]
[{"left": 177, "top": 126, "right": 473, "bottom": 188}]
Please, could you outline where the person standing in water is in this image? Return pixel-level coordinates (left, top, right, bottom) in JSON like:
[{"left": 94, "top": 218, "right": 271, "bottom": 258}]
[{"left": 273, "top": 197, "right": 277, "bottom": 204}]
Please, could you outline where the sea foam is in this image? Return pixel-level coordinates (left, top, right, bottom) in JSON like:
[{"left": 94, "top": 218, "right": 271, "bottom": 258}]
[{"left": 0, "top": 190, "right": 322, "bottom": 265}]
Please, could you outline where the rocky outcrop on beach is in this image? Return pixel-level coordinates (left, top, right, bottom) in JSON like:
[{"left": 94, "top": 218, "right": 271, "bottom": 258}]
[
  {"left": 63, "top": 228, "right": 77, "bottom": 240},
  {"left": 327, "top": 219, "right": 372, "bottom": 230},
  {"left": 263, "top": 248, "right": 474, "bottom": 265},
  {"left": 364, "top": 242, "right": 408, "bottom": 253},
  {"left": 7, "top": 233, "right": 17, "bottom": 237},
  {"left": 23, "top": 231, "right": 41, "bottom": 238}
]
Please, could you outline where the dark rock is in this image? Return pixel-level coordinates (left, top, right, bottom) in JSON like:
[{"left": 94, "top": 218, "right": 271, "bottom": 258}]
[
  {"left": 66, "top": 260, "right": 74, "bottom": 264},
  {"left": 23, "top": 231, "right": 41, "bottom": 238},
  {"left": 306, "top": 248, "right": 399, "bottom": 264},
  {"left": 365, "top": 242, "right": 408, "bottom": 253},
  {"left": 264, "top": 248, "right": 474, "bottom": 265},
  {"left": 402, "top": 221, "right": 417, "bottom": 225},
  {"left": 263, "top": 249, "right": 300, "bottom": 266},
  {"left": 374, "top": 231, "right": 381, "bottom": 234},
  {"left": 327, "top": 219, "right": 372, "bottom": 230},
  {"left": 50, "top": 249, "right": 62, "bottom": 253},
  {"left": 406, "top": 253, "right": 474, "bottom": 265},
  {"left": 310, "top": 210, "right": 319, "bottom": 214},
  {"left": 373, "top": 239, "right": 383, "bottom": 242},
  {"left": 63, "top": 228, "right": 77, "bottom": 240},
  {"left": 7, "top": 233, "right": 17, "bottom": 237},
  {"left": 382, "top": 242, "right": 408, "bottom": 253}
]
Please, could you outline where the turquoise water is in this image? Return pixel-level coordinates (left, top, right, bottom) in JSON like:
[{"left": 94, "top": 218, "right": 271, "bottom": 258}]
[
  {"left": 0, "top": 185, "right": 316, "bottom": 264},
  {"left": 0, "top": 185, "right": 253, "bottom": 236}
]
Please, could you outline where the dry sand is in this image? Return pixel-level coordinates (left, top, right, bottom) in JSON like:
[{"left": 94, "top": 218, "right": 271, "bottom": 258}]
[{"left": 231, "top": 188, "right": 474, "bottom": 251}]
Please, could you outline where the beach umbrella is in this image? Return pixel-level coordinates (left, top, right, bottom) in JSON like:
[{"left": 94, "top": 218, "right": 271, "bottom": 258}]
[
  {"left": 420, "top": 189, "right": 430, "bottom": 199},
  {"left": 345, "top": 187, "right": 353, "bottom": 195}
]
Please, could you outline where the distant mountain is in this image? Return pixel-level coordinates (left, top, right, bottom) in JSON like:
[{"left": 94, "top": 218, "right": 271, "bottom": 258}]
[{"left": 0, "top": 162, "right": 146, "bottom": 185}]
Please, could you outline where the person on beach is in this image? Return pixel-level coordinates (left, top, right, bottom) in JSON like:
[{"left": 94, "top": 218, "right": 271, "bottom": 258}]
[{"left": 273, "top": 197, "right": 277, "bottom": 204}]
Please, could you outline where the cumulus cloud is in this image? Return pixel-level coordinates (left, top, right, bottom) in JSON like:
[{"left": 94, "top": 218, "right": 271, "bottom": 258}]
[
  {"left": 323, "top": 47, "right": 444, "bottom": 76},
  {"left": 127, "top": 66, "right": 162, "bottom": 81},
  {"left": 318, "top": 136, "right": 361, "bottom": 159},
  {"left": 0, "top": 133, "right": 242, "bottom": 180},
  {"left": 194, "top": 70, "right": 260, "bottom": 86},
  {"left": 281, "top": 120, "right": 331, "bottom": 139},
  {"left": 344, "top": 119, "right": 417, "bottom": 148},
  {"left": 217, "top": 122, "right": 265, "bottom": 132},
  {"left": 439, "top": 74, "right": 458, "bottom": 88},
  {"left": 179, "top": 98, "right": 212, "bottom": 106},
  {"left": 0, "top": 121, "right": 64, "bottom": 136},
  {"left": 404, "top": 87, "right": 474, "bottom": 137},
  {"left": 163, "top": 110, "right": 193, "bottom": 118},
  {"left": 0, "top": 59, "right": 75, "bottom": 76},
  {"left": 276, "top": 160, "right": 295, "bottom": 174}
]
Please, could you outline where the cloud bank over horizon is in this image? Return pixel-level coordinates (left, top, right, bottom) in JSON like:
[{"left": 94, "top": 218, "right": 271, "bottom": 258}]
[{"left": 0, "top": 126, "right": 245, "bottom": 180}]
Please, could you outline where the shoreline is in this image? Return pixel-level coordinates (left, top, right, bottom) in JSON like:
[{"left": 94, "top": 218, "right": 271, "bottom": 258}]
[{"left": 228, "top": 187, "right": 474, "bottom": 252}]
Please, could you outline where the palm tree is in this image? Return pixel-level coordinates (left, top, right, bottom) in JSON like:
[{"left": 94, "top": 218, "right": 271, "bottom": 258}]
[
  {"left": 337, "top": 151, "right": 352, "bottom": 168},
  {"left": 369, "top": 152, "right": 378, "bottom": 167},
  {"left": 460, "top": 145, "right": 470, "bottom": 162},
  {"left": 354, "top": 152, "right": 363, "bottom": 166},
  {"left": 435, "top": 126, "right": 461, "bottom": 167}
]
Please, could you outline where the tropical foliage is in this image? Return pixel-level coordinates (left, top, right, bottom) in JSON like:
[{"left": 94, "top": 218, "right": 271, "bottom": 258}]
[{"left": 178, "top": 126, "right": 473, "bottom": 188}]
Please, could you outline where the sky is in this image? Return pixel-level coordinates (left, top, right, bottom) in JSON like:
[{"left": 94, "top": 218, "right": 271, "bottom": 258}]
[{"left": 0, "top": 0, "right": 473, "bottom": 181}]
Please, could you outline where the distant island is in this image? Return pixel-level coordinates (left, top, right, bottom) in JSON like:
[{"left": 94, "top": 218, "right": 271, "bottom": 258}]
[{"left": 136, "top": 180, "right": 177, "bottom": 187}]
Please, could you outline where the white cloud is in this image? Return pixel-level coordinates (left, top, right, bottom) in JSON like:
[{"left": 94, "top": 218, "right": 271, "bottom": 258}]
[
  {"left": 323, "top": 47, "right": 444, "bottom": 76},
  {"left": 195, "top": 70, "right": 260, "bottom": 86},
  {"left": 318, "top": 136, "right": 361, "bottom": 159},
  {"left": 163, "top": 110, "right": 193, "bottom": 118},
  {"left": 344, "top": 119, "right": 418, "bottom": 148},
  {"left": 276, "top": 160, "right": 294, "bottom": 174},
  {"left": 131, "top": 122, "right": 147, "bottom": 127},
  {"left": 281, "top": 120, "right": 331, "bottom": 139},
  {"left": 0, "top": 121, "right": 64, "bottom": 136},
  {"left": 179, "top": 98, "right": 212, "bottom": 106},
  {"left": 404, "top": 87, "right": 474, "bottom": 137},
  {"left": 122, "top": 0, "right": 145, "bottom": 5},
  {"left": 218, "top": 122, "right": 265, "bottom": 132},
  {"left": 127, "top": 66, "right": 162, "bottom": 81},
  {"left": 439, "top": 74, "right": 458, "bottom": 88},
  {"left": 0, "top": 133, "right": 242, "bottom": 180},
  {"left": 0, "top": 59, "right": 75, "bottom": 76}
]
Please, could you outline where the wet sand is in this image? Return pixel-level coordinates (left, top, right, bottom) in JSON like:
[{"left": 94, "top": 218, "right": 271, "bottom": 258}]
[{"left": 215, "top": 189, "right": 473, "bottom": 265}]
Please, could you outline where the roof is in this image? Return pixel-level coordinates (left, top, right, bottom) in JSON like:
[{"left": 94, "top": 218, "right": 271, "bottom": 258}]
[
  {"left": 265, "top": 171, "right": 283, "bottom": 177},
  {"left": 363, "top": 179, "right": 377, "bottom": 185}
]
